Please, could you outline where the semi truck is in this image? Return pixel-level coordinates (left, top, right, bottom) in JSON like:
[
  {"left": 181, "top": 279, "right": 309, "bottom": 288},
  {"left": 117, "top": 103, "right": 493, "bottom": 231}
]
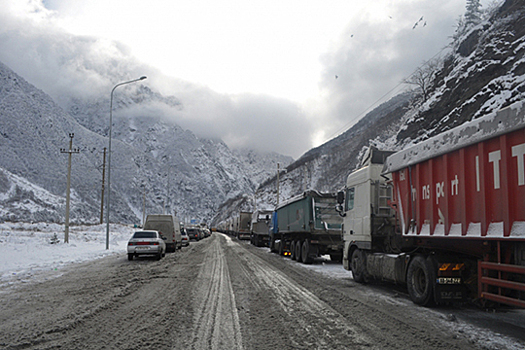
[
  {"left": 250, "top": 210, "right": 272, "bottom": 247},
  {"left": 237, "top": 211, "right": 252, "bottom": 240},
  {"left": 270, "top": 190, "right": 343, "bottom": 263},
  {"left": 336, "top": 101, "right": 525, "bottom": 307}
]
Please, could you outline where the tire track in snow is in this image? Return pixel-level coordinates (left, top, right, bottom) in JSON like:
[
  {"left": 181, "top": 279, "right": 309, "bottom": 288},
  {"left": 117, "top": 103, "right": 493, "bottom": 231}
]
[
  {"left": 189, "top": 235, "right": 244, "bottom": 350},
  {"left": 233, "top": 243, "right": 375, "bottom": 349}
]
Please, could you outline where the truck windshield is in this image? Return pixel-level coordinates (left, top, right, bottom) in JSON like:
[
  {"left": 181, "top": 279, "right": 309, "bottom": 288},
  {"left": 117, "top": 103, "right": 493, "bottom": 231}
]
[{"left": 314, "top": 197, "right": 343, "bottom": 229}]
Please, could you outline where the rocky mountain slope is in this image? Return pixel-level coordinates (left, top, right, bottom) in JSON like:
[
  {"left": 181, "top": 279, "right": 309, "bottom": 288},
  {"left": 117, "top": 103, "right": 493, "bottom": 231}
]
[
  {"left": 213, "top": 0, "right": 525, "bottom": 225},
  {"left": 0, "top": 61, "right": 291, "bottom": 224}
]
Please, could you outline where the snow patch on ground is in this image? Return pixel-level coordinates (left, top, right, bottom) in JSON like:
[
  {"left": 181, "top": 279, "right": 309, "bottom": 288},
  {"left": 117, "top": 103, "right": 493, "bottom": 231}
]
[{"left": 0, "top": 222, "right": 134, "bottom": 287}]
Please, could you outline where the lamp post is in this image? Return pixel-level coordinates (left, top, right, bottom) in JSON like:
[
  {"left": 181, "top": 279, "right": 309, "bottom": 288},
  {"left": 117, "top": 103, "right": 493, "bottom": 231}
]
[{"left": 106, "top": 76, "right": 147, "bottom": 250}]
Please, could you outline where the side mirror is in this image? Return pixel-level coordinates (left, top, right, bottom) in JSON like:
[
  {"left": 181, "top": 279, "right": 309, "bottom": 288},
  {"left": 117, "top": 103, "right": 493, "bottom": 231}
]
[{"left": 336, "top": 191, "right": 345, "bottom": 204}]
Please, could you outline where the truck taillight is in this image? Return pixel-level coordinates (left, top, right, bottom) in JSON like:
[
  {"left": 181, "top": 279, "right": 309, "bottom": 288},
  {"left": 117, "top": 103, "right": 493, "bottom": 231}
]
[
  {"left": 439, "top": 263, "right": 465, "bottom": 271},
  {"left": 438, "top": 263, "right": 465, "bottom": 277}
]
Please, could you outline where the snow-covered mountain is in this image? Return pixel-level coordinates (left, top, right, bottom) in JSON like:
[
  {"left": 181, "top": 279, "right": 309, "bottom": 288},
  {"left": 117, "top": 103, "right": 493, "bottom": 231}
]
[
  {"left": 2, "top": 0, "right": 523, "bottom": 227},
  {"left": 213, "top": 0, "right": 525, "bottom": 225},
  {"left": 0, "top": 61, "right": 292, "bottom": 224}
]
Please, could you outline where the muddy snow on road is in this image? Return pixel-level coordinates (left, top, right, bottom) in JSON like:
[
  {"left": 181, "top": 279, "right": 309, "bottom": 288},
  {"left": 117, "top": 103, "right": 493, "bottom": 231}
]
[{"left": 1, "top": 233, "right": 524, "bottom": 349}]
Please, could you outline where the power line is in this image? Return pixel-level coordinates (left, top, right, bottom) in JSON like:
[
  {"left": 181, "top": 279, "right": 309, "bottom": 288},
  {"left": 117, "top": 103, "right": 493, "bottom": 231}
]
[{"left": 323, "top": 46, "right": 450, "bottom": 145}]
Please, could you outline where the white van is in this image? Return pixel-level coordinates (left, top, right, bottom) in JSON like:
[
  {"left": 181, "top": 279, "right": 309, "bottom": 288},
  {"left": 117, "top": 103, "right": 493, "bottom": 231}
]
[{"left": 143, "top": 214, "right": 182, "bottom": 252}]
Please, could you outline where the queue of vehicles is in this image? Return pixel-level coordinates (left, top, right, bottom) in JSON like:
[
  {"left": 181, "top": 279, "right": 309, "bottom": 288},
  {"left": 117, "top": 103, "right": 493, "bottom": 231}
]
[
  {"left": 217, "top": 102, "right": 525, "bottom": 308},
  {"left": 127, "top": 214, "right": 212, "bottom": 260}
]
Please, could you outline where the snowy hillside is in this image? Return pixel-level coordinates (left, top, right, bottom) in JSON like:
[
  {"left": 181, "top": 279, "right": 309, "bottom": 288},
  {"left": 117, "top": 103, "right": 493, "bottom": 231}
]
[
  {"left": 0, "top": 61, "right": 290, "bottom": 224},
  {"left": 213, "top": 0, "right": 525, "bottom": 224}
]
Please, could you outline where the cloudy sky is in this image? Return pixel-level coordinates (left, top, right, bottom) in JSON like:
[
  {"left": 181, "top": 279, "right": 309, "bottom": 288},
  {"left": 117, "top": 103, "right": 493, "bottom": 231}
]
[{"left": 0, "top": 0, "right": 491, "bottom": 158}]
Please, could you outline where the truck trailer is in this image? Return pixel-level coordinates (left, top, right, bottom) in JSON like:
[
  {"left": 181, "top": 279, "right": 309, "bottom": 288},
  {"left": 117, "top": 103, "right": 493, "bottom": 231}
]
[
  {"left": 236, "top": 211, "right": 252, "bottom": 240},
  {"left": 337, "top": 101, "right": 525, "bottom": 307},
  {"left": 250, "top": 210, "right": 272, "bottom": 247},
  {"left": 270, "top": 190, "right": 343, "bottom": 263}
]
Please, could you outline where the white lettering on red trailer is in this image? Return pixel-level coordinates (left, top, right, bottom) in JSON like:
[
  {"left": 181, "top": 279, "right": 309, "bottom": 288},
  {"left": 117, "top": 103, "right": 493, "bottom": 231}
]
[
  {"left": 422, "top": 184, "right": 430, "bottom": 200},
  {"left": 476, "top": 156, "right": 481, "bottom": 192},
  {"left": 451, "top": 175, "right": 459, "bottom": 196},
  {"left": 512, "top": 143, "right": 525, "bottom": 186},
  {"left": 436, "top": 182, "right": 445, "bottom": 204},
  {"left": 488, "top": 150, "right": 501, "bottom": 189}
]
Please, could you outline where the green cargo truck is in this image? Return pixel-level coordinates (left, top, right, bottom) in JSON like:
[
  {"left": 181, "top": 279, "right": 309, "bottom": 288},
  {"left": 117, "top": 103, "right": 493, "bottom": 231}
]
[{"left": 270, "top": 190, "right": 343, "bottom": 264}]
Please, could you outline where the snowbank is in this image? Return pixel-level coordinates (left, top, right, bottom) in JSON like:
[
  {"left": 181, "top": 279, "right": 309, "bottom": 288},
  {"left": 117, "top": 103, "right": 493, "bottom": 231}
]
[{"left": 0, "top": 222, "right": 134, "bottom": 287}]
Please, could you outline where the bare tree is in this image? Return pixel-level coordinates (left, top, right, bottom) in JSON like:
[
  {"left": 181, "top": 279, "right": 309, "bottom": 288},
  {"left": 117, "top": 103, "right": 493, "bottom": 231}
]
[{"left": 403, "top": 59, "right": 440, "bottom": 102}]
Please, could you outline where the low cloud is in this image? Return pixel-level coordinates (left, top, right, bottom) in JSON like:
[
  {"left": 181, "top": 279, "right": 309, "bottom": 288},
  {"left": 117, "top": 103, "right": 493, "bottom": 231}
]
[
  {"left": 0, "top": 0, "right": 311, "bottom": 158},
  {"left": 315, "top": 0, "right": 466, "bottom": 143},
  {"left": 0, "top": 0, "right": 476, "bottom": 159}
]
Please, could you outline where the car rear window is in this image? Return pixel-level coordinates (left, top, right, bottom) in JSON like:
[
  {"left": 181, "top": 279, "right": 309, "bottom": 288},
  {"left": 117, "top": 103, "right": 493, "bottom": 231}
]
[{"left": 133, "top": 231, "right": 157, "bottom": 239}]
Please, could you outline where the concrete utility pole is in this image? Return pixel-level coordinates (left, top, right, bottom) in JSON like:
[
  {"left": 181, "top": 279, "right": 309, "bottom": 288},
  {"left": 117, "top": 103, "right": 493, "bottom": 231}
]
[
  {"left": 142, "top": 184, "right": 146, "bottom": 226},
  {"left": 277, "top": 163, "right": 280, "bottom": 207},
  {"left": 99, "top": 147, "right": 106, "bottom": 224},
  {"left": 60, "top": 133, "right": 80, "bottom": 243},
  {"left": 276, "top": 162, "right": 287, "bottom": 208}
]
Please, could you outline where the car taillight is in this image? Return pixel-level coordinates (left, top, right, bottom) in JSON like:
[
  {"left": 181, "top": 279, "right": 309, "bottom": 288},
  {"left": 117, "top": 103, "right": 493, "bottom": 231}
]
[
  {"left": 128, "top": 242, "right": 135, "bottom": 246},
  {"left": 151, "top": 242, "right": 159, "bottom": 245}
]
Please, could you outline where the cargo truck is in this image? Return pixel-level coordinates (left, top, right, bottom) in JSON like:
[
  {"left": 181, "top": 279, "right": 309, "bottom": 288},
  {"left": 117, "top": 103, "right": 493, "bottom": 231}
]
[
  {"left": 250, "top": 210, "right": 272, "bottom": 247},
  {"left": 270, "top": 190, "right": 343, "bottom": 263},
  {"left": 336, "top": 101, "right": 525, "bottom": 307},
  {"left": 237, "top": 211, "right": 252, "bottom": 240}
]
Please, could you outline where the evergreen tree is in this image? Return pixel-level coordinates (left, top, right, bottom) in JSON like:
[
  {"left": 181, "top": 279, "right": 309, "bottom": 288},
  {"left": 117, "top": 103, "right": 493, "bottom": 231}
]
[{"left": 465, "top": 0, "right": 482, "bottom": 26}]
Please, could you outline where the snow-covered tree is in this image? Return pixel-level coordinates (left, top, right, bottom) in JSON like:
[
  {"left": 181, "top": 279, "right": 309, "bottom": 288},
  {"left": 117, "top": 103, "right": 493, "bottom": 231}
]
[{"left": 465, "top": 0, "right": 482, "bottom": 27}]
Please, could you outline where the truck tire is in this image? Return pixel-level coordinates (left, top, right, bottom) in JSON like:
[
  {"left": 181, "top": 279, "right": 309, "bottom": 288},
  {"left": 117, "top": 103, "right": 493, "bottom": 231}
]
[
  {"left": 351, "top": 249, "right": 367, "bottom": 283},
  {"left": 301, "top": 240, "right": 313, "bottom": 264},
  {"left": 279, "top": 239, "right": 285, "bottom": 256},
  {"left": 295, "top": 240, "right": 302, "bottom": 262},
  {"left": 407, "top": 255, "right": 435, "bottom": 306},
  {"left": 290, "top": 240, "right": 296, "bottom": 260}
]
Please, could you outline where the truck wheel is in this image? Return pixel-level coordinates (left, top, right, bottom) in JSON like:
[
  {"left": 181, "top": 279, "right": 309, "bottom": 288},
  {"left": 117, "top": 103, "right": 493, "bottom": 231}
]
[
  {"left": 128, "top": 254, "right": 133, "bottom": 261},
  {"left": 351, "top": 249, "right": 367, "bottom": 283},
  {"left": 290, "top": 240, "right": 296, "bottom": 260},
  {"left": 278, "top": 240, "right": 285, "bottom": 256},
  {"left": 270, "top": 235, "right": 277, "bottom": 253},
  {"left": 301, "top": 240, "right": 313, "bottom": 264},
  {"left": 407, "top": 255, "right": 435, "bottom": 306},
  {"left": 295, "top": 240, "right": 302, "bottom": 262}
]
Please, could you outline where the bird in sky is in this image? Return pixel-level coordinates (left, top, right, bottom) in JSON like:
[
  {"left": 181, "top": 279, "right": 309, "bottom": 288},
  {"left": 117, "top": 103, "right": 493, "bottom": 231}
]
[{"left": 413, "top": 16, "right": 424, "bottom": 29}]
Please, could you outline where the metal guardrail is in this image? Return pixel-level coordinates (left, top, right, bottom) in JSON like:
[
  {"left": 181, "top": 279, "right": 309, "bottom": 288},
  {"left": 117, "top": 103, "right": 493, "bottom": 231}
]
[{"left": 478, "top": 261, "right": 525, "bottom": 308}]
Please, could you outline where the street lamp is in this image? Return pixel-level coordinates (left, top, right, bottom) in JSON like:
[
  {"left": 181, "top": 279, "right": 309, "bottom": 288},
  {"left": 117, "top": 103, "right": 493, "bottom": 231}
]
[{"left": 106, "top": 76, "right": 147, "bottom": 250}]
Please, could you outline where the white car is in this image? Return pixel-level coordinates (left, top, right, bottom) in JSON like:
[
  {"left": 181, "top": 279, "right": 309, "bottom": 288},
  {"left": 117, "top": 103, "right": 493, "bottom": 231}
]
[
  {"left": 127, "top": 230, "right": 166, "bottom": 260},
  {"left": 181, "top": 229, "right": 190, "bottom": 246}
]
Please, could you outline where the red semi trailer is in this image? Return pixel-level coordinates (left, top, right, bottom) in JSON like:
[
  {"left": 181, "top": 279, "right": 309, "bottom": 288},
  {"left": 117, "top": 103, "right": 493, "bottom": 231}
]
[{"left": 337, "top": 101, "right": 525, "bottom": 307}]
